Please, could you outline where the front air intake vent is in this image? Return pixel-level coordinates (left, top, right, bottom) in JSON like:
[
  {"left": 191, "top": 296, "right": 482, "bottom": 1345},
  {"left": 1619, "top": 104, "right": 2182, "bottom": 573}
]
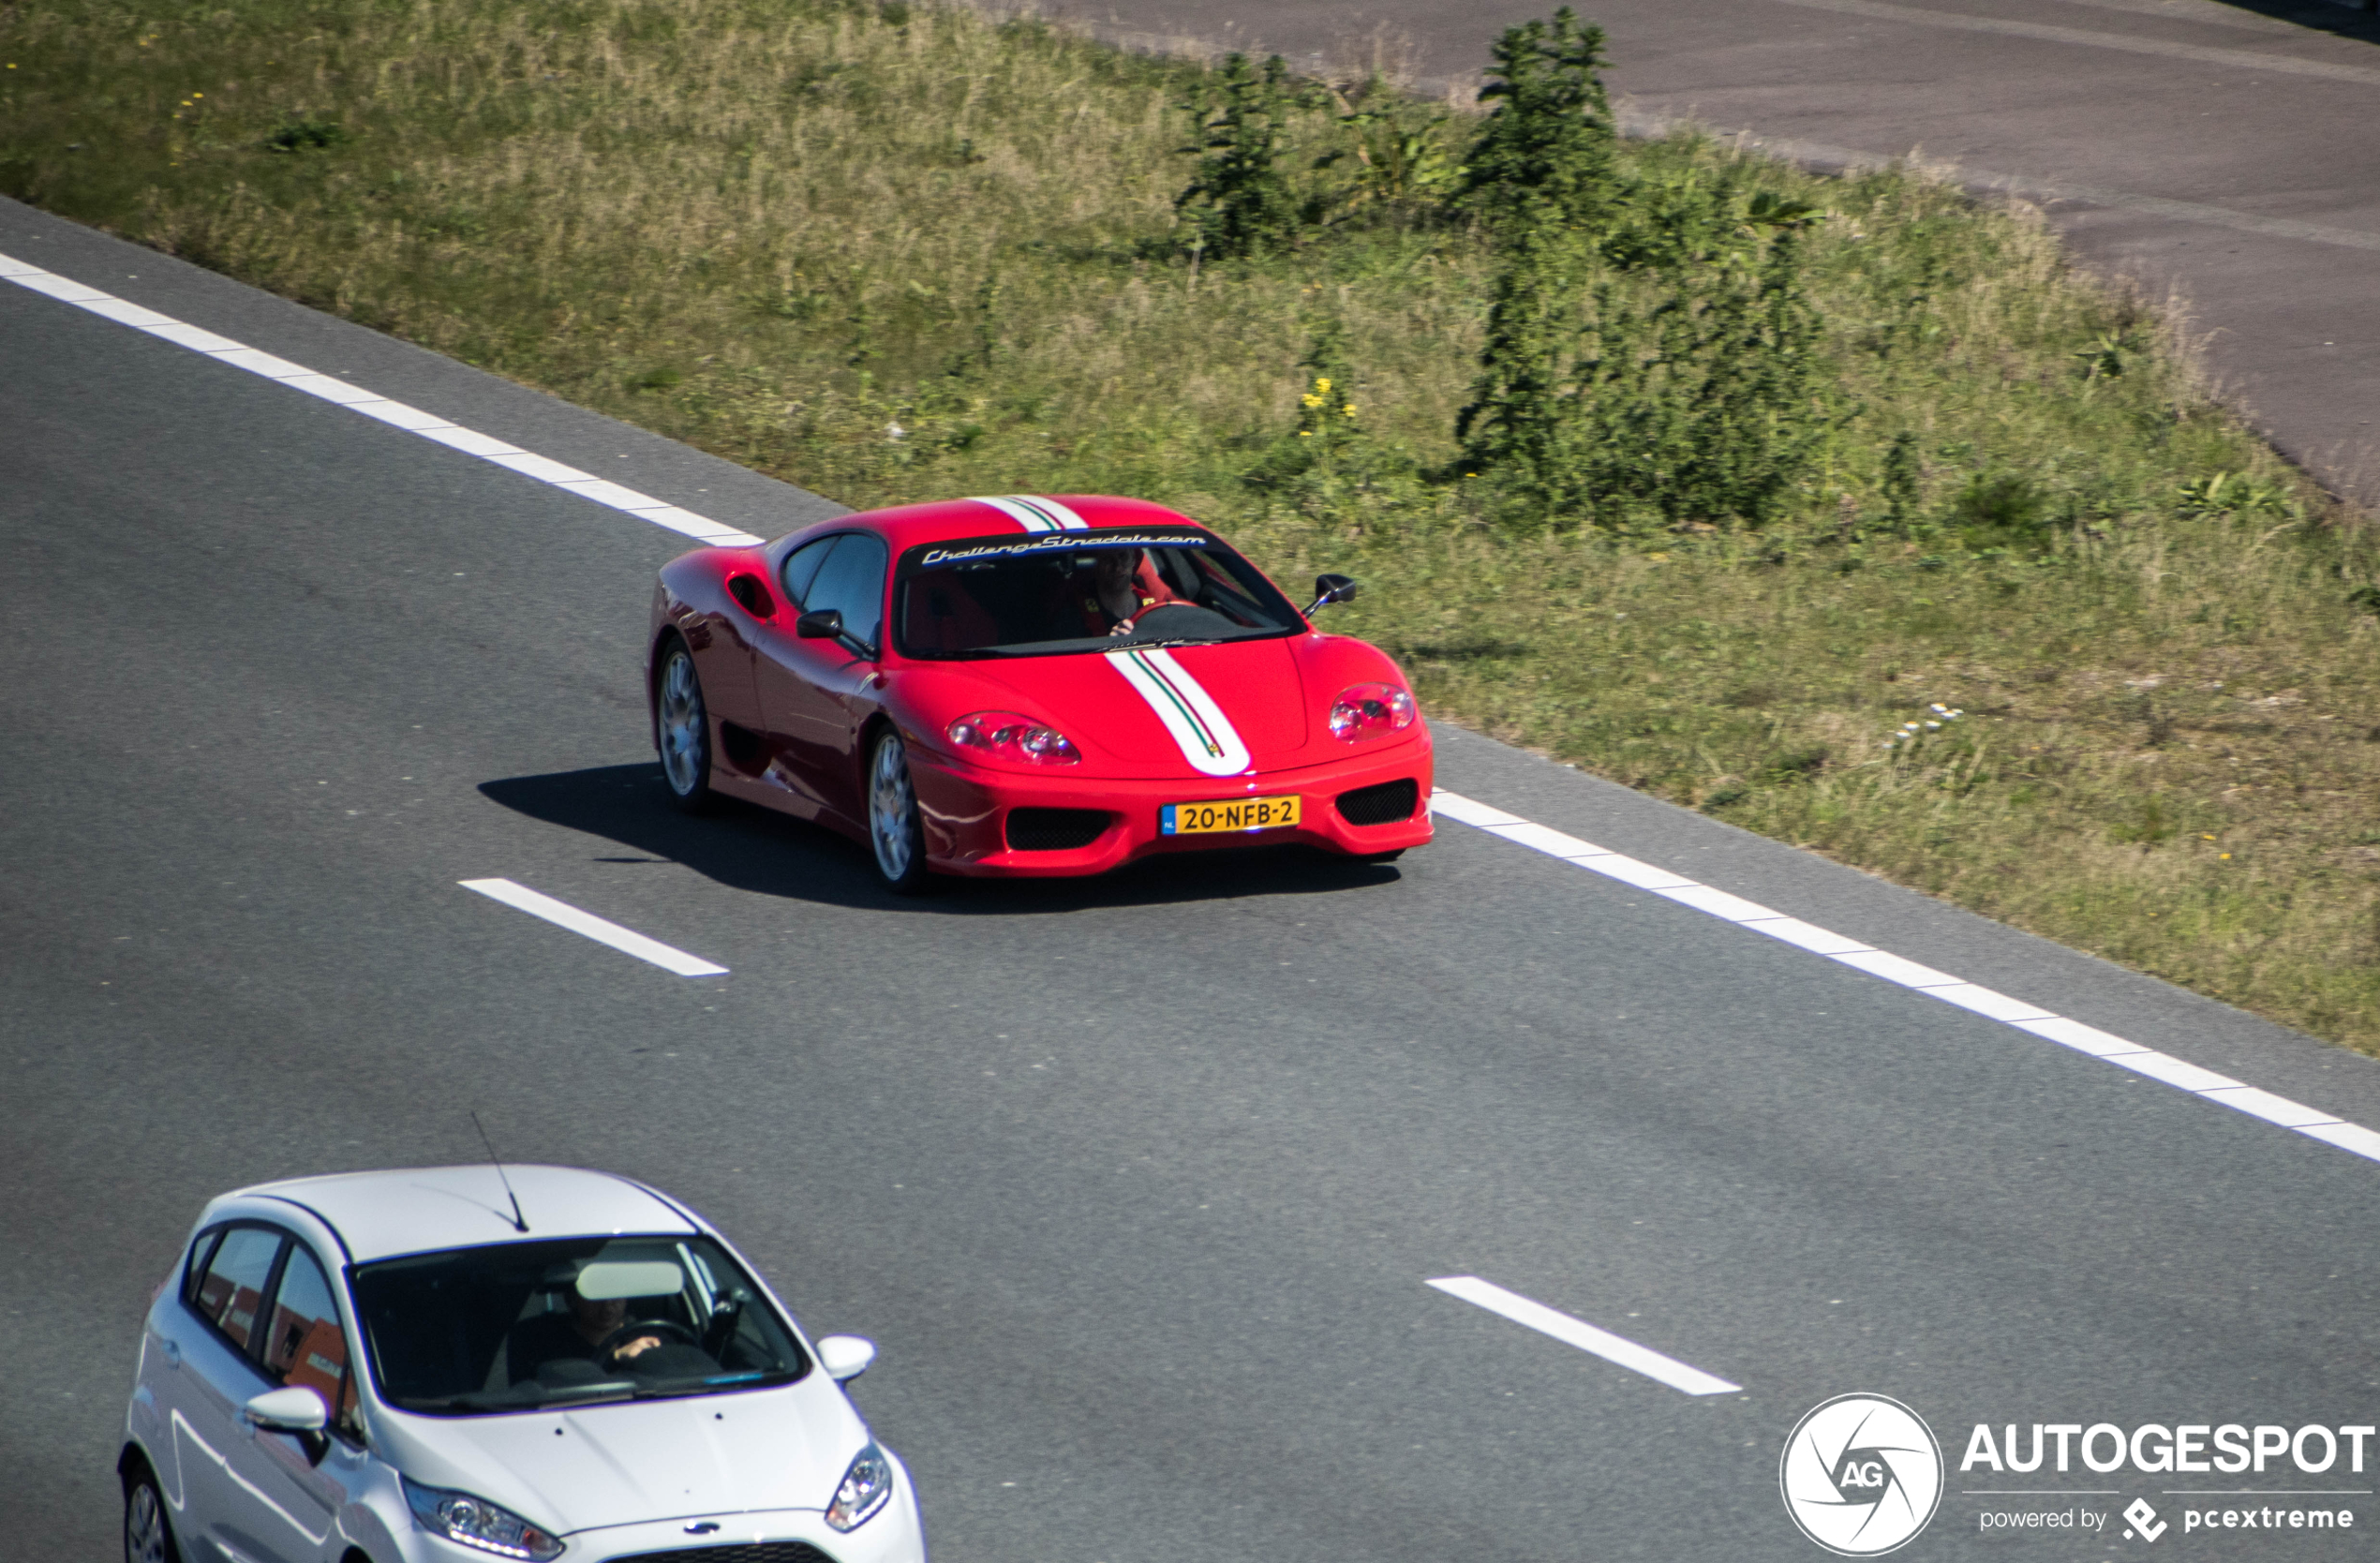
[
  {"left": 1335, "top": 778, "right": 1420, "bottom": 826},
  {"left": 616, "top": 1546, "right": 836, "bottom": 1563},
  {"left": 1005, "top": 808, "right": 1111, "bottom": 851}
]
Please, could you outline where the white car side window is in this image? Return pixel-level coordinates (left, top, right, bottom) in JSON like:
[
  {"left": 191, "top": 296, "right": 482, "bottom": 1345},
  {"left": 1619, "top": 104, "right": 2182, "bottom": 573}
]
[
  {"left": 259, "top": 1247, "right": 362, "bottom": 1440},
  {"left": 191, "top": 1227, "right": 285, "bottom": 1357}
]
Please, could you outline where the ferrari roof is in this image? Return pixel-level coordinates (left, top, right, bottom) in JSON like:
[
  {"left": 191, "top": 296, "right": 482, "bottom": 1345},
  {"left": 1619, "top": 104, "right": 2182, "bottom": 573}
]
[
  {"left": 231, "top": 1164, "right": 698, "bottom": 1262},
  {"left": 784, "top": 494, "right": 1208, "bottom": 554}
]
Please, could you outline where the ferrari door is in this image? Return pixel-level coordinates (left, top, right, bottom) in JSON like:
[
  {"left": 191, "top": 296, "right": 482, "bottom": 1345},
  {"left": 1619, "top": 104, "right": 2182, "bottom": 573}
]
[{"left": 752, "top": 530, "right": 889, "bottom": 824}]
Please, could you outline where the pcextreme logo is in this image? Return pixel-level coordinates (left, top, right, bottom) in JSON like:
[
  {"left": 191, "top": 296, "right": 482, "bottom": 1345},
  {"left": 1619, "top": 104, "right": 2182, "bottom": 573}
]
[{"left": 1781, "top": 1393, "right": 1946, "bottom": 1556}]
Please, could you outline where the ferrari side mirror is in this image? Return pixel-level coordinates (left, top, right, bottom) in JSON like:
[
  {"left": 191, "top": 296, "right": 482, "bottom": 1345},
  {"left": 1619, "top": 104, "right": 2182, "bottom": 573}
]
[
  {"left": 1306, "top": 573, "right": 1359, "bottom": 615},
  {"left": 796, "top": 607, "right": 877, "bottom": 660}
]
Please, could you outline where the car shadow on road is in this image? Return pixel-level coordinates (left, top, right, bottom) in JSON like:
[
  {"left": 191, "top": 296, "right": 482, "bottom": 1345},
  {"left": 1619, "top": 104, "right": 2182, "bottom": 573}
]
[
  {"left": 479, "top": 764, "right": 1406, "bottom": 914},
  {"left": 2213, "top": 1, "right": 2380, "bottom": 46}
]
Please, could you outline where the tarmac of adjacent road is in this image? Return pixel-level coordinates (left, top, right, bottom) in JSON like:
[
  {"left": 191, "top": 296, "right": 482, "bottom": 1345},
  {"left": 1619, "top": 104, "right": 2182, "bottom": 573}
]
[{"left": 1068, "top": 0, "right": 2380, "bottom": 509}]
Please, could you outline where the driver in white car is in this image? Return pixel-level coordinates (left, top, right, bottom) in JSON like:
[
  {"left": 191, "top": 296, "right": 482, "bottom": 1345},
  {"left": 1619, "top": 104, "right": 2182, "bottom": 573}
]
[{"left": 508, "top": 1273, "right": 664, "bottom": 1377}]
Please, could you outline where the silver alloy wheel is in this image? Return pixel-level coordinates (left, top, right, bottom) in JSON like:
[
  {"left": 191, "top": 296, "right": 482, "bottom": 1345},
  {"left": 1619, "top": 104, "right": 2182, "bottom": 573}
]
[
  {"left": 659, "top": 649, "right": 707, "bottom": 796},
  {"left": 126, "top": 1481, "right": 169, "bottom": 1563},
  {"left": 870, "top": 733, "right": 916, "bottom": 884}
]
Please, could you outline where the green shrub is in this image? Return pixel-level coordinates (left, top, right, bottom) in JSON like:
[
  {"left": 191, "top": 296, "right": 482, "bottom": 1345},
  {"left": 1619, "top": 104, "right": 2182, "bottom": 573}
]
[{"left": 1175, "top": 53, "right": 1302, "bottom": 261}]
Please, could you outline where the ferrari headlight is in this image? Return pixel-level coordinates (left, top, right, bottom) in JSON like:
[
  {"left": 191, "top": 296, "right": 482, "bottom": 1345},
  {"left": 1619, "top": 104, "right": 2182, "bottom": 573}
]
[
  {"left": 1328, "top": 682, "right": 1417, "bottom": 743},
  {"left": 947, "top": 710, "right": 1081, "bottom": 765},
  {"left": 826, "top": 1442, "right": 895, "bottom": 1533},
  {"left": 404, "top": 1477, "right": 563, "bottom": 1560}
]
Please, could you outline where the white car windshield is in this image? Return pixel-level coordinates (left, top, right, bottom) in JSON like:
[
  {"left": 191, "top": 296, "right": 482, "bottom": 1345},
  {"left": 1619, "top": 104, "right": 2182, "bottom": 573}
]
[
  {"left": 351, "top": 1235, "right": 808, "bottom": 1416},
  {"left": 894, "top": 528, "right": 1302, "bottom": 658}
]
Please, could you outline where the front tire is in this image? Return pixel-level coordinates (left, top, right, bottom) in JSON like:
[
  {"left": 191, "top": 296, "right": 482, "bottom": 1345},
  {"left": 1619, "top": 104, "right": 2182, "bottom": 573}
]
[
  {"left": 868, "top": 730, "right": 931, "bottom": 894},
  {"left": 125, "top": 1467, "right": 176, "bottom": 1563},
  {"left": 655, "top": 639, "right": 715, "bottom": 814}
]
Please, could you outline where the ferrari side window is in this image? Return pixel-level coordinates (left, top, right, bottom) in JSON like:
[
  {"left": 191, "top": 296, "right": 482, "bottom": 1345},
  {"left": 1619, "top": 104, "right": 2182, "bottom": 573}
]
[
  {"left": 781, "top": 536, "right": 841, "bottom": 608},
  {"left": 804, "top": 532, "right": 890, "bottom": 650}
]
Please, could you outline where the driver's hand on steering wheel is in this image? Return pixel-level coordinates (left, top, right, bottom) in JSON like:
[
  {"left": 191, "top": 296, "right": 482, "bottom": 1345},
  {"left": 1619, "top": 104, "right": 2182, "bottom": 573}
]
[
  {"left": 608, "top": 1333, "right": 662, "bottom": 1360},
  {"left": 1108, "top": 618, "right": 1136, "bottom": 635}
]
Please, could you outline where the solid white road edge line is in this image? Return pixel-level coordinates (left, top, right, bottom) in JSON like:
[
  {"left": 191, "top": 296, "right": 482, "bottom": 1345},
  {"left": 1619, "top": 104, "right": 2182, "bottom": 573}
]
[
  {"left": 0, "top": 252, "right": 767, "bottom": 549},
  {"left": 1431, "top": 789, "right": 2380, "bottom": 1168},
  {"left": 458, "top": 879, "right": 728, "bottom": 977},
  {"left": 29, "top": 246, "right": 2364, "bottom": 1154},
  {"left": 1427, "top": 1276, "right": 1742, "bottom": 1396}
]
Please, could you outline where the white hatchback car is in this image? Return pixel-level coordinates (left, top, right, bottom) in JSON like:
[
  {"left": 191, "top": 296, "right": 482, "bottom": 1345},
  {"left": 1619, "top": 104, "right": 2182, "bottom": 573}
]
[{"left": 120, "top": 1164, "right": 926, "bottom": 1563}]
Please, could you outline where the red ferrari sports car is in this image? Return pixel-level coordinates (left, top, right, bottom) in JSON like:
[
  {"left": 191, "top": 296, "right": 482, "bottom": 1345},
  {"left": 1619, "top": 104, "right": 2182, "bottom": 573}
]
[{"left": 646, "top": 494, "right": 1433, "bottom": 890}]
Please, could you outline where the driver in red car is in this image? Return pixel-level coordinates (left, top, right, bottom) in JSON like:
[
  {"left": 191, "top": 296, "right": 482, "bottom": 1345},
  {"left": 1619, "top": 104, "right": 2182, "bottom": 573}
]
[{"left": 1080, "top": 546, "right": 1180, "bottom": 635}]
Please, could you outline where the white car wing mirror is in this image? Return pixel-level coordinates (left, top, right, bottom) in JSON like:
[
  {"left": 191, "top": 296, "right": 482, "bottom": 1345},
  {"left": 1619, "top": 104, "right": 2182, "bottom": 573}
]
[
  {"left": 243, "top": 1385, "right": 330, "bottom": 1433},
  {"left": 816, "top": 1334, "right": 876, "bottom": 1383}
]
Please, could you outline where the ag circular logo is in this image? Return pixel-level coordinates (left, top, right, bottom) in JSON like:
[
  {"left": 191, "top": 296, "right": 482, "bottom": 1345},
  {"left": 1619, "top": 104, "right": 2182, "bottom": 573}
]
[{"left": 1779, "top": 1392, "right": 1943, "bottom": 1556}]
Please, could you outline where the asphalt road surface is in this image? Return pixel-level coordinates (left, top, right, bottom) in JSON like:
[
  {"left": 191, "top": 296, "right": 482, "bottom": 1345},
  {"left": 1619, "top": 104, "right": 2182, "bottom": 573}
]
[
  {"left": 1068, "top": 0, "right": 2380, "bottom": 510},
  {"left": 8, "top": 197, "right": 2380, "bottom": 1563}
]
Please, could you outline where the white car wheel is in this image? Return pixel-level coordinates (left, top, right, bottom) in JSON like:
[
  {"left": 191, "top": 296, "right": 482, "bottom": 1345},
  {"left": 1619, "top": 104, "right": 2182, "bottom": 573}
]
[{"left": 125, "top": 1472, "right": 174, "bottom": 1563}]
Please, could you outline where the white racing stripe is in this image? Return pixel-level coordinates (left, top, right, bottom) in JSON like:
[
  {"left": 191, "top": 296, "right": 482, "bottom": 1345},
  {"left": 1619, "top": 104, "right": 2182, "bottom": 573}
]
[
  {"left": 459, "top": 879, "right": 727, "bottom": 976},
  {"left": 971, "top": 494, "right": 1089, "bottom": 531},
  {"left": 1428, "top": 1276, "right": 1743, "bottom": 1396},
  {"left": 1106, "top": 647, "right": 1251, "bottom": 777},
  {"left": 1433, "top": 788, "right": 2380, "bottom": 1168},
  {"left": 0, "top": 252, "right": 766, "bottom": 548}
]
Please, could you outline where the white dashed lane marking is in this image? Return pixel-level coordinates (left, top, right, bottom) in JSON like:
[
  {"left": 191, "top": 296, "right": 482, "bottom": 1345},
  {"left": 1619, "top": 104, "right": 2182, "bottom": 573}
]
[
  {"left": 1428, "top": 1276, "right": 1743, "bottom": 1396},
  {"left": 17, "top": 246, "right": 2373, "bottom": 1163},
  {"left": 1432, "top": 790, "right": 2380, "bottom": 1168},
  {"left": 0, "top": 252, "right": 766, "bottom": 549},
  {"left": 459, "top": 879, "right": 728, "bottom": 977}
]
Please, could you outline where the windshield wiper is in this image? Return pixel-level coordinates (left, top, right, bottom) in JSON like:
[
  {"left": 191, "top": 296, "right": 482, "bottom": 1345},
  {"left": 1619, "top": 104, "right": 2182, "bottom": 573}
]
[
  {"left": 631, "top": 1366, "right": 800, "bottom": 1397},
  {"left": 423, "top": 1379, "right": 639, "bottom": 1413}
]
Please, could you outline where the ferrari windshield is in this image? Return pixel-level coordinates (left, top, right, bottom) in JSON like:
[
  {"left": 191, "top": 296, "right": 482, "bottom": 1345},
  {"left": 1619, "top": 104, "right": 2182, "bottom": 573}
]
[
  {"left": 351, "top": 1235, "right": 808, "bottom": 1417},
  {"left": 895, "top": 528, "right": 1302, "bottom": 658}
]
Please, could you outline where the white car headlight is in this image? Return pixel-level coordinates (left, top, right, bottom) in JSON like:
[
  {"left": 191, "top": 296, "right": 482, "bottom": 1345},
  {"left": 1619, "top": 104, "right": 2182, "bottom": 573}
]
[
  {"left": 826, "top": 1442, "right": 894, "bottom": 1532},
  {"left": 404, "top": 1477, "right": 564, "bottom": 1560}
]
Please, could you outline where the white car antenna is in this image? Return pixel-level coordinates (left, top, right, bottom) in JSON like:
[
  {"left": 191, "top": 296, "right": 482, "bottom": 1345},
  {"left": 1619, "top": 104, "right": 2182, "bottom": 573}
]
[{"left": 470, "top": 1111, "right": 530, "bottom": 1232}]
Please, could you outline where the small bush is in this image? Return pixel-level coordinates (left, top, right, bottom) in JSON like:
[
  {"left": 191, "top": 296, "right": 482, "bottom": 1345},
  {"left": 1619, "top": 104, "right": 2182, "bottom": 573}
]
[{"left": 264, "top": 115, "right": 349, "bottom": 154}]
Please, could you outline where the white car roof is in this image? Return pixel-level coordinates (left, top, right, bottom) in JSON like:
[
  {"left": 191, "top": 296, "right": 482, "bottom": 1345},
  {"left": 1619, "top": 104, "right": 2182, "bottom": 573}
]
[{"left": 232, "top": 1164, "right": 700, "bottom": 1262}]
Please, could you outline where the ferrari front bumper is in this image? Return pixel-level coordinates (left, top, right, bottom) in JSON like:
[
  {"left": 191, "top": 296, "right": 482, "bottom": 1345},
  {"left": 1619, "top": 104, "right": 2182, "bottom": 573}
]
[{"left": 907, "top": 733, "right": 1434, "bottom": 877}]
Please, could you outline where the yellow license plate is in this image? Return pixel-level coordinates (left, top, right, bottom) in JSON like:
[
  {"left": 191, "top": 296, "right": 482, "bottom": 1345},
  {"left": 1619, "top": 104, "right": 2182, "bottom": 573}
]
[{"left": 1161, "top": 796, "right": 1302, "bottom": 836}]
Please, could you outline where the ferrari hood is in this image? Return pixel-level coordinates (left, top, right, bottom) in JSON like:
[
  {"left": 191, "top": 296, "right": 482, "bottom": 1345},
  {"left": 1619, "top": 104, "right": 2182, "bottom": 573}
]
[
  {"left": 925, "top": 637, "right": 1311, "bottom": 776},
  {"left": 380, "top": 1381, "right": 866, "bottom": 1535}
]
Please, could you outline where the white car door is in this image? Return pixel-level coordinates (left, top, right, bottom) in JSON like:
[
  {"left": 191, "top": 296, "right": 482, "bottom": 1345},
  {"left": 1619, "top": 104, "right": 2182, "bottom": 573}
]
[
  {"left": 176, "top": 1224, "right": 291, "bottom": 1562},
  {"left": 233, "top": 1243, "right": 358, "bottom": 1563}
]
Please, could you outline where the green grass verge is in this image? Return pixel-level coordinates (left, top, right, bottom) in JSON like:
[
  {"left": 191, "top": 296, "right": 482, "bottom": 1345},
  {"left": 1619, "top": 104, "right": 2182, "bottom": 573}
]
[{"left": 8, "top": 0, "right": 2380, "bottom": 1048}]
